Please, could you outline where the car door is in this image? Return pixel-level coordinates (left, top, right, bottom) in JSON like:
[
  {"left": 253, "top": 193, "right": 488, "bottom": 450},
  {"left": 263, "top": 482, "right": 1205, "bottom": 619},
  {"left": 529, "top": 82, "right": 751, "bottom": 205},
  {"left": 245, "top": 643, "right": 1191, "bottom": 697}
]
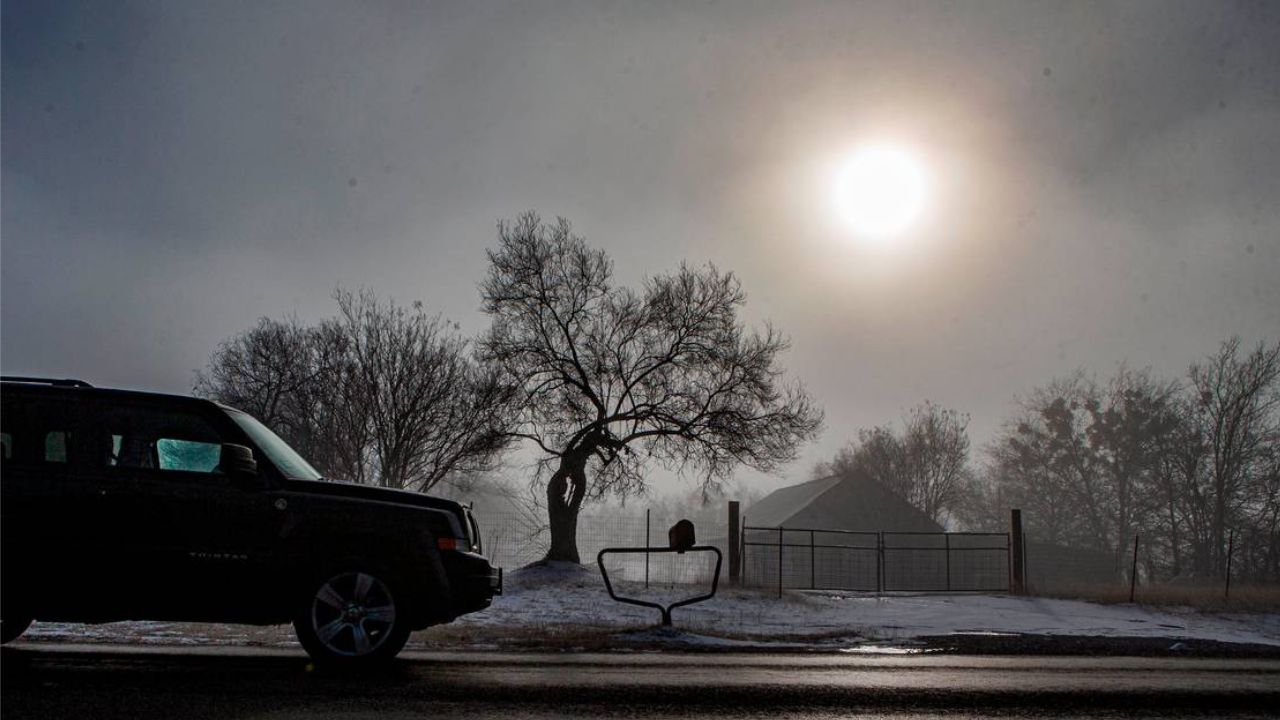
[
  {"left": 0, "top": 393, "right": 110, "bottom": 619},
  {"left": 92, "top": 401, "right": 285, "bottom": 619}
]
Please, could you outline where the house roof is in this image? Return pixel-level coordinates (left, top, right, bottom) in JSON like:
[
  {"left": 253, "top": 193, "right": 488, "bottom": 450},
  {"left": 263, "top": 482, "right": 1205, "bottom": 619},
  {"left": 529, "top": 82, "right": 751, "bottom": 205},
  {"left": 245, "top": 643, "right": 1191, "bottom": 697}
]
[
  {"left": 744, "top": 471, "right": 944, "bottom": 533},
  {"left": 741, "top": 474, "right": 843, "bottom": 528}
]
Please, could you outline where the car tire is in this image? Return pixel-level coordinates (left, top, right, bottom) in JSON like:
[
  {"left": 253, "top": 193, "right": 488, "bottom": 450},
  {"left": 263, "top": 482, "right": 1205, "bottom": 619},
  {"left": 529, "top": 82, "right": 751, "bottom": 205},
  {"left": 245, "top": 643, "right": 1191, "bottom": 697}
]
[
  {"left": 293, "top": 569, "right": 411, "bottom": 664},
  {"left": 1, "top": 616, "right": 33, "bottom": 644}
]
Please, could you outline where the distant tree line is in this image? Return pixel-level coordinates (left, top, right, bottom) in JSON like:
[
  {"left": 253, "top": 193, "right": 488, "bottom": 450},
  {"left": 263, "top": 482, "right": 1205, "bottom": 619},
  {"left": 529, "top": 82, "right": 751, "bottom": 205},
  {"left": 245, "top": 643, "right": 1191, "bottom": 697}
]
[{"left": 817, "top": 338, "right": 1280, "bottom": 584}]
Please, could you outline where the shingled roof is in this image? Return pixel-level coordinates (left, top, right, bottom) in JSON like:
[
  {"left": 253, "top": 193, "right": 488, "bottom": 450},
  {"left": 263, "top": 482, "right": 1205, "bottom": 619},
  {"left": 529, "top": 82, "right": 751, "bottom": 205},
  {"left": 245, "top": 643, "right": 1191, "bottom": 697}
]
[{"left": 744, "top": 471, "right": 943, "bottom": 532}]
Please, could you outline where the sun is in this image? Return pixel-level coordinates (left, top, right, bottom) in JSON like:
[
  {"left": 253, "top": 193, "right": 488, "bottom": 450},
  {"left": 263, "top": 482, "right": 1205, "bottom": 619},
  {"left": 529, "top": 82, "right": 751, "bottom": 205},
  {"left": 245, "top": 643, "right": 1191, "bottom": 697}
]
[{"left": 832, "top": 144, "right": 928, "bottom": 240}]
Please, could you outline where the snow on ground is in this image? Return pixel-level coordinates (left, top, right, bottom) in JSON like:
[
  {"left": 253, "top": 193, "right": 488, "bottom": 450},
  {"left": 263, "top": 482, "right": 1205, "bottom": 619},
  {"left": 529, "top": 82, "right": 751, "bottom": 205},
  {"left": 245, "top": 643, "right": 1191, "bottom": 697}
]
[
  {"left": 21, "top": 562, "right": 1280, "bottom": 651},
  {"left": 453, "top": 562, "right": 1280, "bottom": 647}
]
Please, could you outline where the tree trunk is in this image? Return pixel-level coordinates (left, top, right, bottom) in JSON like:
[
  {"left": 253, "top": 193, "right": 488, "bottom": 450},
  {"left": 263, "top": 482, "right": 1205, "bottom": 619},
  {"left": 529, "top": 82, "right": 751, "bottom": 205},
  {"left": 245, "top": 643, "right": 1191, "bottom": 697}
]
[
  {"left": 544, "top": 454, "right": 588, "bottom": 563},
  {"left": 1167, "top": 496, "right": 1182, "bottom": 577},
  {"left": 1213, "top": 465, "right": 1226, "bottom": 578}
]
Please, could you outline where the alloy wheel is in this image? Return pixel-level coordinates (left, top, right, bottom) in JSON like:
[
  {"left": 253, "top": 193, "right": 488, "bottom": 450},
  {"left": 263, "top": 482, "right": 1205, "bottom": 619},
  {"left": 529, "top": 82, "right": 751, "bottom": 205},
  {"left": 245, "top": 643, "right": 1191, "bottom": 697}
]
[{"left": 308, "top": 571, "right": 398, "bottom": 657}]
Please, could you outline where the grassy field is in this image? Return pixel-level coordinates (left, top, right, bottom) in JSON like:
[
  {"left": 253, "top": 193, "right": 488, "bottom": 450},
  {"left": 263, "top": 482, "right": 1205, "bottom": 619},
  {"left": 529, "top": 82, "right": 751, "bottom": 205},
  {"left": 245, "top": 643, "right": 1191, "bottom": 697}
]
[{"left": 1035, "top": 583, "right": 1280, "bottom": 613}]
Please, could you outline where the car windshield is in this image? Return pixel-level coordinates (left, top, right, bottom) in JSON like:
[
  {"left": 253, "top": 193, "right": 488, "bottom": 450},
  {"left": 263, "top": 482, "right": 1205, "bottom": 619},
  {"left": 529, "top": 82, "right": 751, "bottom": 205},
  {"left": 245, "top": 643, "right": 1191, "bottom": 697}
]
[{"left": 225, "top": 408, "right": 323, "bottom": 482}]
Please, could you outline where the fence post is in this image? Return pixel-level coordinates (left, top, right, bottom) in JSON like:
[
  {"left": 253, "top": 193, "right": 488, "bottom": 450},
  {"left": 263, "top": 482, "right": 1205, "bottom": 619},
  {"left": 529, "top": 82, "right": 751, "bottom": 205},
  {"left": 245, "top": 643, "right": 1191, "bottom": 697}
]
[
  {"left": 1225, "top": 529, "right": 1235, "bottom": 602},
  {"left": 945, "top": 533, "right": 951, "bottom": 592},
  {"left": 1128, "top": 534, "right": 1139, "bottom": 603},
  {"left": 1023, "top": 534, "right": 1029, "bottom": 593},
  {"left": 876, "top": 531, "right": 884, "bottom": 594},
  {"left": 1010, "top": 509, "right": 1025, "bottom": 595},
  {"left": 728, "top": 501, "right": 741, "bottom": 584},
  {"left": 777, "top": 526, "right": 784, "bottom": 598},
  {"left": 645, "top": 508, "right": 651, "bottom": 589},
  {"left": 741, "top": 515, "right": 747, "bottom": 586},
  {"left": 810, "top": 530, "right": 816, "bottom": 590}
]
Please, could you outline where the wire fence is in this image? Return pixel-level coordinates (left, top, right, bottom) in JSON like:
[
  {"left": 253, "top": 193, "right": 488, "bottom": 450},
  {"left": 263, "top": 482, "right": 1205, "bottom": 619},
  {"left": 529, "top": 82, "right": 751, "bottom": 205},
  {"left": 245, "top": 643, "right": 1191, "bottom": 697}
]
[
  {"left": 741, "top": 526, "right": 1010, "bottom": 593},
  {"left": 475, "top": 507, "right": 727, "bottom": 586},
  {"left": 1022, "top": 535, "right": 1119, "bottom": 593},
  {"left": 1023, "top": 529, "right": 1279, "bottom": 606},
  {"left": 473, "top": 502, "right": 1275, "bottom": 606},
  {"left": 476, "top": 505, "right": 1009, "bottom": 592}
]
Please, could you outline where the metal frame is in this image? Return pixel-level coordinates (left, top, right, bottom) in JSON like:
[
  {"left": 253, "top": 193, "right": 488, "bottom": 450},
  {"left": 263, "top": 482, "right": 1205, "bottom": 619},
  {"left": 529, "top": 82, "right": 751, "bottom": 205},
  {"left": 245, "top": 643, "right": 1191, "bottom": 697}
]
[
  {"left": 742, "top": 527, "right": 879, "bottom": 592},
  {"left": 597, "top": 546, "right": 723, "bottom": 626},
  {"left": 741, "top": 525, "right": 1010, "bottom": 594}
]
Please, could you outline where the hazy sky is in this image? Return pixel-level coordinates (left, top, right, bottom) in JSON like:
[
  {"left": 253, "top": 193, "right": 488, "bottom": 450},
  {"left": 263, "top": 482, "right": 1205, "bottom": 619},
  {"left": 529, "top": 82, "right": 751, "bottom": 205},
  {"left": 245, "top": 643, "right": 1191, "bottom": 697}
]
[{"left": 4, "top": 0, "right": 1278, "bottom": 494}]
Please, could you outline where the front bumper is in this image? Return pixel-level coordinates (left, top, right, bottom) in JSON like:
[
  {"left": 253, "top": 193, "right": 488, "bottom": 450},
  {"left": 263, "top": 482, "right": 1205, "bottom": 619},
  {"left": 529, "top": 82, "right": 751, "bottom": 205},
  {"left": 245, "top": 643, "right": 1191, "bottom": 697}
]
[
  {"left": 443, "top": 551, "right": 502, "bottom": 615},
  {"left": 473, "top": 565, "right": 503, "bottom": 596}
]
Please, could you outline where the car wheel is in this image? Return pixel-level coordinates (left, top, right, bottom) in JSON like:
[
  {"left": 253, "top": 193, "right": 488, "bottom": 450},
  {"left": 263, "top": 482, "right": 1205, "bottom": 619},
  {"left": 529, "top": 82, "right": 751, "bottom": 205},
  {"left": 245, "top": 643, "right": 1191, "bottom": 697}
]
[
  {"left": 1, "top": 616, "right": 33, "bottom": 644},
  {"left": 293, "top": 570, "right": 410, "bottom": 664}
]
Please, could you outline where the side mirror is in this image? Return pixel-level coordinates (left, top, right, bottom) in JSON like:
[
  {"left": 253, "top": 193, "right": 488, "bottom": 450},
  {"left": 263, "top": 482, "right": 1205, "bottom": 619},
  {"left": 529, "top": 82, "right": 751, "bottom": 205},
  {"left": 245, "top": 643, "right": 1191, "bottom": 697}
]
[{"left": 220, "top": 443, "right": 260, "bottom": 484}]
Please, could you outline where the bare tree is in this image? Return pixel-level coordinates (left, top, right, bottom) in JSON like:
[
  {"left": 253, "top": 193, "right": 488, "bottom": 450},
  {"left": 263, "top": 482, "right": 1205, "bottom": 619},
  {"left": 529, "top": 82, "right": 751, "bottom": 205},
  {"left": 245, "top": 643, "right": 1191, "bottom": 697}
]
[
  {"left": 196, "top": 290, "right": 515, "bottom": 493},
  {"left": 1084, "top": 367, "right": 1183, "bottom": 571},
  {"left": 985, "top": 366, "right": 1225, "bottom": 579},
  {"left": 332, "top": 289, "right": 514, "bottom": 491},
  {"left": 963, "top": 340, "right": 1279, "bottom": 583},
  {"left": 985, "top": 376, "right": 1111, "bottom": 551},
  {"left": 302, "top": 319, "right": 376, "bottom": 484},
  {"left": 818, "top": 402, "right": 970, "bottom": 526},
  {"left": 479, "top": 213, "right": 823, "bottom": 562},
  {"left": 193, "top": 316, "right": 354, "bottom": 472},
  {"left": 901, "top": 403, "right": 971, "bottom": 525},
  {"left": 1187, "top": 337, "right": 1280, "bottom": 577},
  {"left": 1149, "top": 392, "right": 1202, "bottom": 578},
  {"left": 193, "top": 316, "right": 324, "bottom": 429}
]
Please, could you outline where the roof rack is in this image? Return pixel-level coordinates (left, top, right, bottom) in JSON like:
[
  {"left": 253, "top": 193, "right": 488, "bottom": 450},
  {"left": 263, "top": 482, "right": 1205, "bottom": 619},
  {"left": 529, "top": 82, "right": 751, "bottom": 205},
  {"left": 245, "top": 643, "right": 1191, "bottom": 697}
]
[{"left": 0, "top": 376, "right": 94, "bottom": 388}]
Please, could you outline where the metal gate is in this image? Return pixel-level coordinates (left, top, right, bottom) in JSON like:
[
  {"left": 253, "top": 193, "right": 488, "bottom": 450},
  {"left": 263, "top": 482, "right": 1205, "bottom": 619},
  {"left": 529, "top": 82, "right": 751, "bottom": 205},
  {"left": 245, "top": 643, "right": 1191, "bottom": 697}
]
[{"left": 742, "top": 526, "right": 1011, "bottom": 593}]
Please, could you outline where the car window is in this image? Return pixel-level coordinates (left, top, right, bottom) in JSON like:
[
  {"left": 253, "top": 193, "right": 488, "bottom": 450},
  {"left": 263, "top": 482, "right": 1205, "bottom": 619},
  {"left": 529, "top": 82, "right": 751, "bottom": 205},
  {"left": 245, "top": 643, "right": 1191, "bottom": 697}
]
[
  {"left": 105, "top": 406, "right": 226, "bottom": 475},
  {"left": 0, "top": 400, "right": 76, "bottom": 467},
  {"left": 44, "top": 431, "right": 70, "bottom": 463},
  {"left": 225, "top": 408, "right": 322, "bottom": 481},
  {"left": 156, "top": 438, "right": 221, "bottom": 473}
]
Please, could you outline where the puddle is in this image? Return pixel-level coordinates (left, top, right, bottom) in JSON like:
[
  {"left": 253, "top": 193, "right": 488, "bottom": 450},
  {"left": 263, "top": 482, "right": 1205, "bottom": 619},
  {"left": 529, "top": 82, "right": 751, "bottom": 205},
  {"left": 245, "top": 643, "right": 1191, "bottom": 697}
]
[{"left": 838, "top": 644, "right": 933, "bottom": 655}]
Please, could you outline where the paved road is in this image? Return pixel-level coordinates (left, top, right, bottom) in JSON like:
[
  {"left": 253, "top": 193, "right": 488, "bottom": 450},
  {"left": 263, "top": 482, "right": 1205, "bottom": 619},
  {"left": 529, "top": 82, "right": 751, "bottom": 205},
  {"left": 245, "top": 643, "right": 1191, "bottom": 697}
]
[{"left": 3, "top": 643, "right": 1277, "bottom": 718}]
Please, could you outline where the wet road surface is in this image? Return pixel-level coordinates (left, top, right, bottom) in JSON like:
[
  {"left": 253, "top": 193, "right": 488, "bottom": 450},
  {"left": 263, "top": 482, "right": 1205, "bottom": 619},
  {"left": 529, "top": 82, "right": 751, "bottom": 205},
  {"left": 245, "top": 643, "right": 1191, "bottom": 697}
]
[{"left": 2, "top": 643, "right": 1277, "bottom": 718}]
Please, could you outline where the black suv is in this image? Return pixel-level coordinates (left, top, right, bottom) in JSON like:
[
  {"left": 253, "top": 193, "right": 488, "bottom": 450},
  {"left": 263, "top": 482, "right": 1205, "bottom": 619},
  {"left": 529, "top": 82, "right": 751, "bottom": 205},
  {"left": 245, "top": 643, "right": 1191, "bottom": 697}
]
[{"left": 0, "top": 377, "right": 501, "bottom": 663}]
